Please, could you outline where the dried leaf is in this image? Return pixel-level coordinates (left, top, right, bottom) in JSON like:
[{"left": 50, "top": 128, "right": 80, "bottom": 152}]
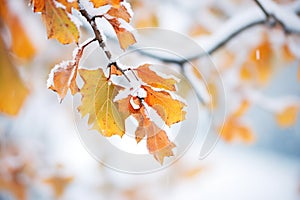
[
  {"left": 220, "top": 119, "right": 254, "bottom": 143},
  {"left": 38, "top": 0, "right": 79, "bottom": 44},
  {"left": 276, "top": 106, "right": 298, "bottom": 127},
  {"left": 78, "top": 68, "right": 125, "bottom": 137},
  {"left": 90, "top": 0, "right": 123, "bottom": 8},
  {"left": 107, "top": 18, "right": 136, "bottom": 50},
  {"left": 135, "top": 64, "right": 177, "bottom": 91},
  {"left": 143, "top": 86, "right": 186, "bottom": 126},
  {"left": 107, "top": 5, "right": 131, "bottom": 23},
  {"left": 0, "top": 39, "right": 29, "bottom": 116},
  {"left": 48, "top": 47, "right": 83, "bottom": 101}
]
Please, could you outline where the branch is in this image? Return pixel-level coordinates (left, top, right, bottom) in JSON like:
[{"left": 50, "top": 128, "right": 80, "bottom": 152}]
[{"left": 134, "top": 1, "right": 300, "bottom": 65}]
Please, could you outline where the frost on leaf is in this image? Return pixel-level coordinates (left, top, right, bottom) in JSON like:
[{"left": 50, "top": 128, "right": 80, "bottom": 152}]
[
  {"left": 48, "top": 47, "right": 83, "bottom": 102},
  {"left": 32, "top": 0, "right": 80, "bottom": 44},
  {"left": 78, "top": 68, "right": 125, "bottom": 137},
  {"left": 134, "top": 64, "right": 177, "bottom": 91}
]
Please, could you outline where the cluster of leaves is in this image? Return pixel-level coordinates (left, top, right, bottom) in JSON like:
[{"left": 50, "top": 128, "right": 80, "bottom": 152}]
[{"left": 31, "top": 0, "right": 186, "bottom": 164}]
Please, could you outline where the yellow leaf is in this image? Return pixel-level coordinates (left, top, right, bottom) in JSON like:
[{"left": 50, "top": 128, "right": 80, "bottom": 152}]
[
  {"left": 135, "top": 64, "right": 177, "bottom": 91},
  {"left": 276, "top": 106, "right": 298, "bottom": 127},
  {"left": 107, "top": 5, "right": 131, "bottom": 23},
  {"left": 0, "top": 39, "right": 29, "bottom": 116},
  {"left": 143, "top": 86, "right": 186, "bottom": 126},
  {"left": 78, "top": 68, "right": 125, "bottom": 137},
  {"left": 146, "top": 122, "right": 176, "bottom": 164},
  {"left": 240, "top": 63, "right": 253, "bottom": 81},
  {"left": 89, "top": 0, "right": 123, "bottom": 8},
  {"left": 41, "top": 0, "right": 79, "bottom": 44},
  {"left": 189, "top": 24, "right": 210, "bottom": 37},
  {"left": 107, "top": 18, "right": 136, "bottom": 50},
  {"left": 48, "top": 47, "right": 83, "bottom": 102}
]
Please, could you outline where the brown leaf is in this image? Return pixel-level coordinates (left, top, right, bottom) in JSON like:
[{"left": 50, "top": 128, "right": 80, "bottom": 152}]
[
  {"left": 0, "top": 38, "right": 29, "bottom": 116},
  {"left": 135, "top": 64, "right": 177, "bottom": 91},
  {"left": 31, "top": 0, "right": 45, "bottom": 12},
  {"left": 107, "top": 5, "right": 131, "bottom": 23},
  {"left": 48, "top": 47, "right": 83, "bottom": 102},
  {"left": 143, "top": 86, "right": 186, "bottom": 126},
  {"left": 107, "top": 18, "right": 136, "bottom": 50},
  {"left": 90, "top": 0, "right": 123, "bottom": 8}
]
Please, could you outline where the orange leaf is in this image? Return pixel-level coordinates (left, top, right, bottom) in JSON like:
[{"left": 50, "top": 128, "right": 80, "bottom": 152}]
[
  {"left": 40, "top": 0, "right": 79, "bottom": 44},
  {"left": 78, "top": 68, "right": 125, "bottom": 137},
  {"left": 143, "top": 86, "right": 186, "bottom": 126},
  {"left": 276, "top": 106, "right": 298, "bottom": 127},
  {"left": 134, "top": 12, "right": 159, "bottom": 29},
  {"left": 48, "top": 47, "right": 83, "bottom": 102},
  {"left": 0, "top": 38, "right": 29, "bottom": 116},
  {"left": 107, "top": 5, "right": 131, "bottom": 23},
  {"left": 282, "top": 43, "right": 295, "bottom": 62},
  {"left": 232, "top": 100, "right": 250, "bottom": 118},
  {"left": 107, "top": 18, "right": 136, "bottom": 50},
  {"left": 90, "top": 0, "right": 123, "bottom": 8},
  {"left": 133, "top": 106, "right": 151, "bottom": 143},
  {"left": 44, "top": 175, "right": 74, "bottom": 198},
  {"left": 146, "top": 122, "right": 176, "bottom": 164},
  {"left": 135, "top": 64, "right": 177, "bottom": 91}
]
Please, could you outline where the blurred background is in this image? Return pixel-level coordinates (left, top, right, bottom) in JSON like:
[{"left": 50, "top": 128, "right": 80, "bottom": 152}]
[{"left": 0, "top": 0, "right": 300, "bottom": 199}]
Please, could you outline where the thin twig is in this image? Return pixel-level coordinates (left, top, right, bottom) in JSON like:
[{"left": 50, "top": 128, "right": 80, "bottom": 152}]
[{"left": 254, "top": 0, "right": 270, "bottom": 18}]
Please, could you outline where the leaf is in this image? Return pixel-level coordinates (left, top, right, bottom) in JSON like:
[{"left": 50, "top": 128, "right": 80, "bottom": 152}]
[
  {"left": 0, "top": 39, "right": 29, "bottom": 116},
  {"left": 146, "top": 122, "right": 176, "bottom": 164},
  {"left": 89, "top": 0, "right": 123, "bottom": 8},
  {"left": 48, "top": 47, "right": 83, "bottom": 102},
  {"left": 276, "top": 106, "right": 298, "bottom": 127},
  {"left": 107, "top": 5, "right": 131, "bottom": 23},
  {"left": 134, "top": 12, "right": 159, "bottom": 29},
  {"left": 107, "top": 18, "right": 136, "bottom": 50},
  {"left": 135, "top": 64, "right": 177, "bottom": 91},
  {"left": 232, "top": 100, "right": 249, "bottom": 118},
  {"left": 282, "top": 43, "right": 295, "bottom": 62},
  {"left": 142, "top": 86, "right": 186, "bottom": 126},
  {"left": 37, "top": 0, "right": 79, "bottom": 44},
  {"left": 78, "top": 68, "right": 125, "bottom": 137}
]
